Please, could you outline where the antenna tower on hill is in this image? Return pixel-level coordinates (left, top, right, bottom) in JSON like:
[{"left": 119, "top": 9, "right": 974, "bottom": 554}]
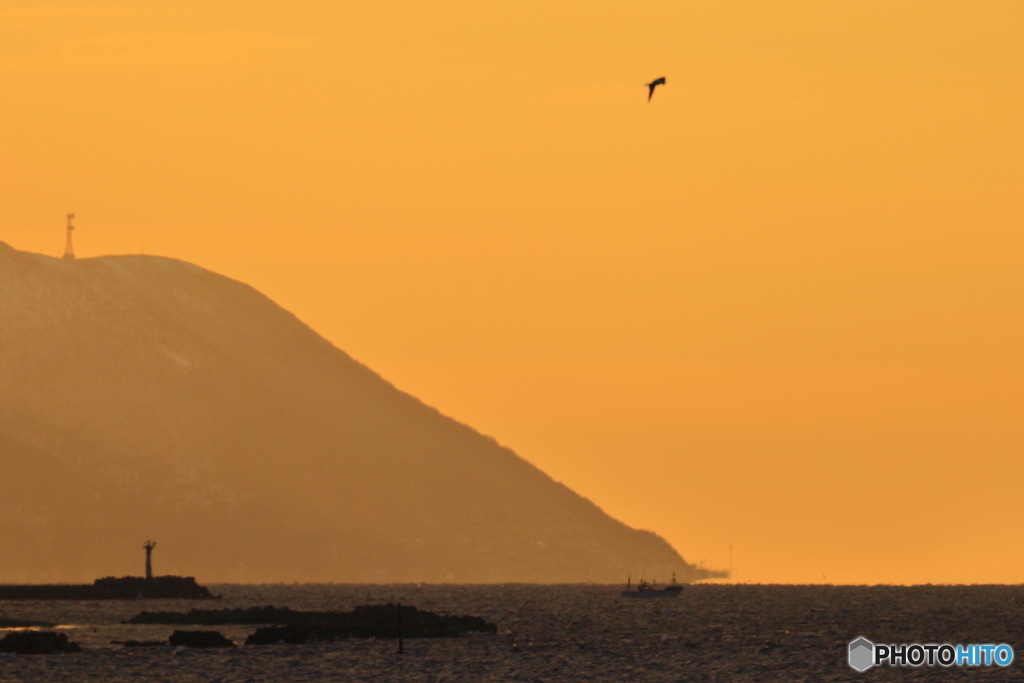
[{"left": 62, "top": 214, "right": 75, "bottom": 260}]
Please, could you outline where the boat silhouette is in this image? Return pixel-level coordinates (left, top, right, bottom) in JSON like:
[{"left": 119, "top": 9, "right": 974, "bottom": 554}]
[{"left": 621, "top": 573, "right": 683, "bottom": 598}]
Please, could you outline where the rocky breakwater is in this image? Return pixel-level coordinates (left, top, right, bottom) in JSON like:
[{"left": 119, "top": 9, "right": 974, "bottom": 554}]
[
  {"left": 127, "top": 604, "right": 497, "bottom": 645},
  {"left": 0, "top": 575, "right": 218, "bottom": 600}
]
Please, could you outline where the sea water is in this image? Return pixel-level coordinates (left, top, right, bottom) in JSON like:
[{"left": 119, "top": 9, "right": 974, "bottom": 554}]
[{"left": 1, "top": 583, "right": 1021, "bottom": 682}]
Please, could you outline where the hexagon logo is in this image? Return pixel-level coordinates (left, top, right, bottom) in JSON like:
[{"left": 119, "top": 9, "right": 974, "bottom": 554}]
[{"left": 849, "top": 637, "right": 875, "bottom": 672}]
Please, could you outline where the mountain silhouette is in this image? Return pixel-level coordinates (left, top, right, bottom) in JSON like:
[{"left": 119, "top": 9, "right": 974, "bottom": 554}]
[{"left": 0, "top": 242, "right": 703, "bottom": 583}]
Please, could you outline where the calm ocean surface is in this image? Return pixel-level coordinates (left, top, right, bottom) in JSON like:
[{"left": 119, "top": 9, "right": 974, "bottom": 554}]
[{"left": 1, "top": 584, "right": 1021, "bottom": 682}]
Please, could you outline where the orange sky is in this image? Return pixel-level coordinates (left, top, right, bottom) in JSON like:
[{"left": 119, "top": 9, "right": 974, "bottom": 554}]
[{"left": 1, "top": 0, "right": 1021, "bottom": 583}]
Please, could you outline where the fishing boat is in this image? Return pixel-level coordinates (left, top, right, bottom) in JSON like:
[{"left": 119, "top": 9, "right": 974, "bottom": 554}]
[{"left": 621, "top": 573, "right": 683, "bottom": 598}]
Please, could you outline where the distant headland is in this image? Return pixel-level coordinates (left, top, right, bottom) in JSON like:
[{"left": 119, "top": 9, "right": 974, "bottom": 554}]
[{"left": 0, "top": 241, "right": 717, "bottom": 583}]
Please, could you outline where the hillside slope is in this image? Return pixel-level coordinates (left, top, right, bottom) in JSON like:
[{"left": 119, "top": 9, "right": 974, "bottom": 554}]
[{"left": 0, "top": 242, "right": 698, "bottom": 583}]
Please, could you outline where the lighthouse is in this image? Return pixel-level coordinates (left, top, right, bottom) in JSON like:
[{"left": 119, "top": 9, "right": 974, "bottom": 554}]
[{"left": 143, "top": 540, "right": 156, "bottom": 580}]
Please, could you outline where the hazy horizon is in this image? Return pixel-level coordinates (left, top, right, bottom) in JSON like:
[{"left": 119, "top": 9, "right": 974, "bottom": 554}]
[{"left": 1, "top": 0, "right": 1021, "bottom": 585}]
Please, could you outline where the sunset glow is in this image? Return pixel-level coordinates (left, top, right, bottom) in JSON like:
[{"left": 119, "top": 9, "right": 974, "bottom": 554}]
[{"left": 2, "top": 1, "right": 1021, "bottom": 584}]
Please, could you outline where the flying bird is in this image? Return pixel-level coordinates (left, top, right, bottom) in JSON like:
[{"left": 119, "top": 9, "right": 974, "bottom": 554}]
[{"left": 646, "top": 77, "right": 666, "bottom": 101}]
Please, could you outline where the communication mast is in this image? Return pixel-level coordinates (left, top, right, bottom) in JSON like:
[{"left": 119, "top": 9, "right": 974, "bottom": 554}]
[{"left": 62, "top": 214, "right": 76, "bottom": 260}]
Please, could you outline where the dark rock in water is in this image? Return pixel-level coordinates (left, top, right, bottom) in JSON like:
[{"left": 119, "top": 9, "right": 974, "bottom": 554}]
[
  {"left": 168, "top": 630, "right": 235, "bottom": 648},
  {"left": 347, "top": 603, "right": 497, "bottom": 638},
  {"left": 0, "top": 618, "right": 56, "bottom": 628},
  {"left": 243, "top": 604, "right": 496, "bottom": 644},
  {"left": 245, "top": 624, "right": 345, "bottom": 645},
  {"left": 0, "top": 575, "right": 217, "bottom": 601},
  {"left": 127, "top": 605, "right": 303, "bottom": 625},
  {"left": 129, "top": 603, "right": 496, "bottom": 642},
  {"left": 0, "top": 631, "right": 81, "bottom": 655}
]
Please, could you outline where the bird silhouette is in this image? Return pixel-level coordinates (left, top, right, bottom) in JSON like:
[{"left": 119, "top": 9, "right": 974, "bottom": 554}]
[{"left": 646, "top": 77, "right": 666, "bottom": 101}]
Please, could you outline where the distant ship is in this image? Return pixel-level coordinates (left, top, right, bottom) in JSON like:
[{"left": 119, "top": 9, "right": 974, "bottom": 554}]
[{"left": 621, "top": 573, "right": 683, "bottom": 598}]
